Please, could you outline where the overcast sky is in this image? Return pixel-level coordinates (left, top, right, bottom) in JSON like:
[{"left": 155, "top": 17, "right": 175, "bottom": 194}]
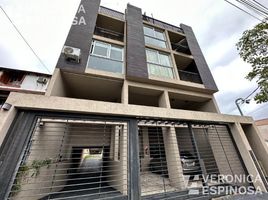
[{"left": 0, "top": 0, "right": 268, "bottom": 120}]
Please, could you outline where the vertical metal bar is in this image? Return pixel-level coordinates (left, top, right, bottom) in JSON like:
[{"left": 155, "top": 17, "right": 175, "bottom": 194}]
[
  {"left": 214, "top": 125, "right": 234, "bottom": 178},
  {"left": 0, "top": 112, "right": 36, "bottom": 200},
  {"left": 187, "top": 123, "right": 208, "bottom": 186},
  {"left": 226, "top": 125, "right": 249, "bottom": 177},
  {"left": 128, "top": 119, "right": 140, "bottom": 200}
]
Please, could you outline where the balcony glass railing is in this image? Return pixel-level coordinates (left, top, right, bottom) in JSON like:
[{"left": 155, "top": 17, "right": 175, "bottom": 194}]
[
  {"left": 148, "top": 63, "right": 174, "bottom": 79},
  {"left": 94, "top": 27, "right": 124, "bottom": 42},
  {"left": 87, "top": 55, "right": 124, "bottom": 74},
  {"left": 178, "top": 70, "right": 202, "bottom": 84}
]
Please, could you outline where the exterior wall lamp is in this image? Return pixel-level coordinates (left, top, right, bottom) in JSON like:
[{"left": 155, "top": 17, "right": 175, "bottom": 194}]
[{"left": 235, "top": 98, "right": 250, "bottom": 116}]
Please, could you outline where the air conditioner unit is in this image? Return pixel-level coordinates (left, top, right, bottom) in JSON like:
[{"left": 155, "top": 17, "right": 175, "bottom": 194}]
[
  {"left": 63, "top": 46, "right": 81, "bottom": 63},
  {"left": 37, "top": 77, "right": 48, "bottom": 84}
]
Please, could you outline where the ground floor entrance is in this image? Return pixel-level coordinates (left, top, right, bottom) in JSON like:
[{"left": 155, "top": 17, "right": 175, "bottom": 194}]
[{"left": 0, "top": 111, "right": 264, "bottom": 200}]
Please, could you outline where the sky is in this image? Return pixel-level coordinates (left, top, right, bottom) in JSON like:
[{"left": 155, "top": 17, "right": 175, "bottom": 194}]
[{"left": 0, "top": 0, "right": 268, "bottom": 120}]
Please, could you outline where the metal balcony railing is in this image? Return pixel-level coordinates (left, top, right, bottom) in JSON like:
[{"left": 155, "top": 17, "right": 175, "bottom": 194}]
[
  {"left": 94, "top": 26, "right": 124, "bottom": 42},
  {"left": 178, "top": 70, "right": 202, "bottom": 84},
  {"left": 99, "top": 6, "right": 125, "bottom": 21},
  {"left": 142, "top": 15, "right": 184, "bottom": 34},
  {"left": 171, "top": 42, "right": 191, "bottom": 55}
]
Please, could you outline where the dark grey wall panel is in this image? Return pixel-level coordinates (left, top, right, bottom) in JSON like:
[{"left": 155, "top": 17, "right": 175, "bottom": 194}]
[
  {"left": 181, "top": 24, "right": 218, "bottom": 92},
  {"left": 126, "top": 4, "right": 148, "bottom": 79},
  {"left": 56, "top": 0, "right": 100, "bottom": 73}
]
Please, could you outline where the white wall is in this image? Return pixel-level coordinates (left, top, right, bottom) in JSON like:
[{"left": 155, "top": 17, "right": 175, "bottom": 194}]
[{"left": 20, "top": 74, "right": 49, "bottom": 92}]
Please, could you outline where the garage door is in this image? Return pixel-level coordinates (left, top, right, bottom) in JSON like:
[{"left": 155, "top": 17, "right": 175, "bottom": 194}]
[{"left": 4, "top": 116, "right": 128, "bottom": 200}]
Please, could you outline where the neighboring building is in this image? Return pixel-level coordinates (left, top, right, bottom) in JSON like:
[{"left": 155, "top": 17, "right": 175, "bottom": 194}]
[
  {"left": 0, "top": 1, "right": 268, "bottom": 200},
  {"left": 0, "top": 68, "right": 50, "bottom": 108},
  {"left": 256, "top": 118, "right": 268, "bottom": 147}
]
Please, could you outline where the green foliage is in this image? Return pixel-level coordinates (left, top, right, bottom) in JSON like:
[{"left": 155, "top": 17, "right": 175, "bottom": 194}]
[
  {"left": 236, "top": 21, "right": 268, "bottom": 103},
  {"left": 30, "top": 158, "right": 52, "bottom": 177},
  {"left": 10, "top": 158, "right": 52, "bottom": 196},
  {"left": 11, "top": 164, "right": 30, "bottom": 195}
]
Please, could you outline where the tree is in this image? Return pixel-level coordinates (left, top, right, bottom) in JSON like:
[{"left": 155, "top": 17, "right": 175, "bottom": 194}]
[{"left": 236, "top": 21, "right": 268, "bottom": 103}]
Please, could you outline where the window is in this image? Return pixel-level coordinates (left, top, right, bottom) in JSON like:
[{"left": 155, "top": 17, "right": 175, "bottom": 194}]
[
  {"left": 144, "top": 25, "right": 167, "bottom": 48},
  {"left": 87, "top": 40, "right": 124, "bottom": 74},
  {"left": 146, "top": 49, "right": 174, "bottom": 79}
]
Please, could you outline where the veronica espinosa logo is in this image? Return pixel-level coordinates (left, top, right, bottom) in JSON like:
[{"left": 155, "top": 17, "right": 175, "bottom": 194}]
[{"left": 184, "top": 174, "right": 263, "bottom": 196}]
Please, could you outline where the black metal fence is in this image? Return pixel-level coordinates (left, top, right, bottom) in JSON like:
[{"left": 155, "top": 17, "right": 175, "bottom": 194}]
[
  {"left": 94, "top": 27, "right": 124, "bottom": 42},
  {"left": 178, "top": 70, "right": 203, "bottom": 84},
  {"left": 0, "top": 112, "right": 253, "bottom": 200},
  {"left": 142, "top": 15, "right": 184, "bottom": 34}
]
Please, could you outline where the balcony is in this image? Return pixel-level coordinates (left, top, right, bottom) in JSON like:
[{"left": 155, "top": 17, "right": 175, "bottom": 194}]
[
  {"left": 94, "top": 26, "right": 124, "bottom": 42},
  {"left": 99, "top": 6, "right": 125, "bottom": 21},
  {"left": 168, "top": 30, "right": 191, "bottom": 55},
  {"left": 95, "top": 14, "right": 124, "bottom": 42},
  {"left": 142, "top": 15, "right": 183, "bottom": 34},
  {"left": 173, "top": 52, "right": 202, "bottom": 84},
  {"left": 178, "top": 70, "right": 202, "bottom": 84},
  {"left": 171, "top": 39, "right": 191, "bottom": 55}
]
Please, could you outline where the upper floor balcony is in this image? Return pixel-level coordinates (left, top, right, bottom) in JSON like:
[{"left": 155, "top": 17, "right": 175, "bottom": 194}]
[
  {"left": 94, "top": 26, "right": 124, "bottom": 42},
  {"left": 168, "top": 31, "right": 191, "bottom": 55},
  {"left": 94, "top": 13, "right": 125, "bottom": 42},
  {"left": 178, "top": 70, "right": 202, "bottom": 84},
  {"left": 99, "top": 6, "right": 125, "bottom": 21},
  {"left": 142, "top": 15, "right": 184, "bottom": 34}
]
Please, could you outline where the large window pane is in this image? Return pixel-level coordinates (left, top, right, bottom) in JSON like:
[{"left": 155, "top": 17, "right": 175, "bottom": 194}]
[
  {"left": 88, "top": 40, "right": 124, "bottom": 74},
  {"left": 148, "top": 63, "right": 173, "bottom": 78},
  {"left": 146, "top": 49, "right": 158, "bottom": 64},
  {"left": 159, "top": 53, "right": 171, "bottom": 66},
  {"left": 155, "top": 30, "right": 165, "bottom": 40},
  {"left": 88, "top": 55, "right": 123, "bottom": 73},
  {"left": 145, "top": 36, "right": 166, "bottom": 48},
  {"left": 110, "top": 46, "right": 123, "bottom": 61},
  {"left": 143, "top": 26, "right": 154, "bottom": 37},
  {"left": 93, "top": 41, "right": 109, "bottom": 57}
]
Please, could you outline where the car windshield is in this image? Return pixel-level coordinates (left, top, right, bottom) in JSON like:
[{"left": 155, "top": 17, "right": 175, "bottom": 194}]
[{"left": 180, "top": 151, "right": 195, "bottom": 159}]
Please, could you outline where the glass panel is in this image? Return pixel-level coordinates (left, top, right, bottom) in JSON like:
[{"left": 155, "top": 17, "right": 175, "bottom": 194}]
[
  {"left": 146, "top": 49, "right": 159, "bottom": 64},
  {"left": 110, "top": 46, "right": 123, "bottom": 61},
  {"left": 155, "top": 29, "right": 165, "bottom": 40},
  {"left": 87, "top": 55, "right": 123, "bottom": 73},
  {"left": 148, "top": 63, "right": 173, "bottom": 79},
  {"left": 93, "top": 41, "right": 109, "bottom": 57},
  {"left": 143, "top": 26, "right": 154, "bottom": 37},
  {"left": 159, "top": 53, "right": 171, "bottom": 67},
  {"left": 148, "top": 63, "right": 160, "bottom": 76},
  {"left": 145, "top": 36, "right": 166, "bottom": 48}
]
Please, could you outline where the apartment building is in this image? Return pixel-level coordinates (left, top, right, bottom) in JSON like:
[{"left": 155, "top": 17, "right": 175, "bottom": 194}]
[
  {"left": 0, "top": 0, "right": 268, "bottom": 199},
  {"left": 0, "top": 68, "right": 50, "bottom": 108}
]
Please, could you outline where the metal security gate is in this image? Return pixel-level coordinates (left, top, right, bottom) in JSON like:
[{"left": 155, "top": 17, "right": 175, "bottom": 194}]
[
  {"left": 137, "top": 120, "right": 250, "bottom": 199},
  {"left": 176, "top": 124, "right": 249, "bottom": 186},
  {"left": 4, "top": 116, "right": 129, "bottom": 200},
  {"left": 0, "top": 112, "right": 252, "bottom": 200}
]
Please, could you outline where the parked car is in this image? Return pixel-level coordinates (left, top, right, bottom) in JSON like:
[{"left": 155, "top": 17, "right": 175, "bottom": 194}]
[
  {"left": 149, "top": 151, "right": 200, "bottom": 176},
  {"left": 180, "top": 151, "right": 201, "bottom": 175}
]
